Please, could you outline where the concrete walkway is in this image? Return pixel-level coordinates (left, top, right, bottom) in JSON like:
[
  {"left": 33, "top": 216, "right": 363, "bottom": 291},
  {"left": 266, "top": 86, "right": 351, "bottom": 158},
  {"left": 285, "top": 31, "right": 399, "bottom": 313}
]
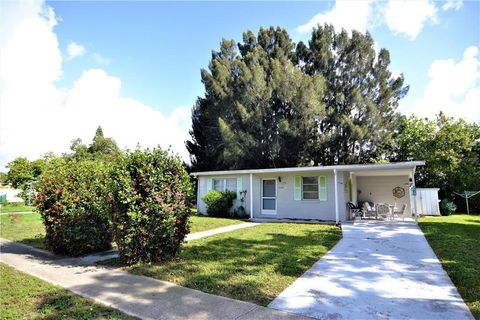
[
  {"left": 269, "top": 220, "right": 474, "bottom": 320},
  {"left": 186, "top": 222, "right": 259, "bottom": 241},
  {"left": 0, "top": 238, "right": 308, "bottom": 320}
]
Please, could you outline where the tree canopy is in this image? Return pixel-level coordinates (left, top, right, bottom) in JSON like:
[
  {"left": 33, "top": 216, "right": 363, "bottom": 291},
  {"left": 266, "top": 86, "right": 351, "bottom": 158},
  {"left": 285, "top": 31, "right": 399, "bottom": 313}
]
[
  {"left": 68, "top": 126, "right": 120, "bottom": 161},
  {"left": 394, "top": 113, "right": 480, "bottom": 211},
  {"left": 186, "top": 25, "right": 408, "bottom": 170}
]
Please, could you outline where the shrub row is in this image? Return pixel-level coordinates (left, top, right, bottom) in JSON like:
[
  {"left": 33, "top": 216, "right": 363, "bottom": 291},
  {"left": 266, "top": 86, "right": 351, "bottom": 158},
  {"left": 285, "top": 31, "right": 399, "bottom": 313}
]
[{"left": 35, "top": 148, "right": 193, "bottom": 262}]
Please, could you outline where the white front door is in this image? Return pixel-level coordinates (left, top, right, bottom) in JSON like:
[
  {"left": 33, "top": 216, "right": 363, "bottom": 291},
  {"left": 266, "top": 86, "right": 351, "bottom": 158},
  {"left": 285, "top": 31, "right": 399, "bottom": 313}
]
[{"left": 261, "top": 179, "right": 276, "bottom": 215}]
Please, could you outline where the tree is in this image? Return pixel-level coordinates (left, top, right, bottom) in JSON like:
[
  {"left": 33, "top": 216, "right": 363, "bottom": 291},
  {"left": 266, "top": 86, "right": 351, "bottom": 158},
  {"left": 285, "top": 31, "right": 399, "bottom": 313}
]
[
  {"left": 296, "top": 25, "right": 408, "bottom": 164},
  {"left": 187, "top": 25, "right": 408, "bottom": 171},
  {"left": 88, "top": 126, "right": 120, "bottom": 157},
  {"left": 68, "top": 126, "right": 120, "bottom": 161},
  {"left": 6, "top": 157, "right": 34, "bottom": 189},
  {"left": 187, "top": 27, "right": 326, "bottom": 170},
  {"left": 0, "top": 172, "right": 7, "bottom": 184},
  {"left": 69, "top": 138, "right": 90, "bottom": 160},
  {"left": 394, "top": 113, "right": 480, "bottom": 211}
]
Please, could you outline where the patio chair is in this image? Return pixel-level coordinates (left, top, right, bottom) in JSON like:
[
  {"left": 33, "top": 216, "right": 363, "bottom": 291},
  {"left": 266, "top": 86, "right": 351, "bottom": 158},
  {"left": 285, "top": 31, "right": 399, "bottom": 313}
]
[
  {"left": 362, "top": 202, "right": 377, "bottom": 219},
  {"left": 393, "top": 203, "right": 407, "bottom": 221},
  {"left": 347, "top": 202, "right": 364, "bottom": 220},
  {"left": 376, "top": 203, "right": 390, "bottom": 220}
]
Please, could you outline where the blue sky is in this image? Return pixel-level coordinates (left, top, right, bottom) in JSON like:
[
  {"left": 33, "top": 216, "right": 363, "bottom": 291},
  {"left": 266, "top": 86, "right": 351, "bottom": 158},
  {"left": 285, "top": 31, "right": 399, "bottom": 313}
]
[
  {"left": 50, "top": 1, "right": 479, "bottom": 114},
  {"left": 0, "top": 0, "right": 479, "bottom": 168}
]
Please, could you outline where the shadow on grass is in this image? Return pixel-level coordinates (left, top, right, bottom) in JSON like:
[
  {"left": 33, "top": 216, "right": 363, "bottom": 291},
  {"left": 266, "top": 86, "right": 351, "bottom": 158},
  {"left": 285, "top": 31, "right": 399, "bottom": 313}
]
[
  {"left": 419, "top": 220, "right": 480, "bottom": 319},
  {"left": 36, "top": 292, "right": 134, "bottom": 320},
  {"left": 127, "top": 225, "right": 341, "bottom": 306}
]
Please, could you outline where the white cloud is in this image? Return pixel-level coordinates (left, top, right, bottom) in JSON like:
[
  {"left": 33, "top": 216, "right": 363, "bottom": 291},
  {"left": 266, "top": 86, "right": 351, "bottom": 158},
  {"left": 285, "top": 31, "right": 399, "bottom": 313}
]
[
  {"left": 91, "top": 52, "right": 110, "bottom": 65},
  {"left": 384, "top": 0, "right": 438, "bottom": 39},
  {"left": 297, "top": 0, "right": 373, "bottom": 34},
  {"left": 0, "top": 0, "right": 191, "bottom": 169},
  {"left": 66, "top": 41, "right": 86, "bottom": 59},
  {"left": 443, "top": 0, "right": 463, "bottom": 11},
  {"left": 411, "top": 46, "right": 480, "bottom": 122}
]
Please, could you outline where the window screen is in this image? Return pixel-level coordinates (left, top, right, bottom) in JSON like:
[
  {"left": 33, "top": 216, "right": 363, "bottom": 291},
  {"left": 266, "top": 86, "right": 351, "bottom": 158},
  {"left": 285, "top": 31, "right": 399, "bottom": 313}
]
[{"left": 302, "top": 176, "right": 319, "bottom": 200}]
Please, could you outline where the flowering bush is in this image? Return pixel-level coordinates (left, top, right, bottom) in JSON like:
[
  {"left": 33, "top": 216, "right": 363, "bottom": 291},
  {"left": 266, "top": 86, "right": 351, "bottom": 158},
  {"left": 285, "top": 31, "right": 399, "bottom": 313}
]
[
  {"left": 202, "top": 190, "right": 236, "bottom": 217},
  {"left": 35, "top": 159, "right": 113, "bottom": 256},
  {"left": 110, "top": 148, "right": 193, "bottom": 264}
]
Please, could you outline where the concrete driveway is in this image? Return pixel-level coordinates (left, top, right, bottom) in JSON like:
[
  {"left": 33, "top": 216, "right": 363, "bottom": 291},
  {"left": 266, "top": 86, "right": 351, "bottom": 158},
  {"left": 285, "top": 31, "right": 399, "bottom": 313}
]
[{"left": 269, "top": 220, "right": 473, "bottom": 320}]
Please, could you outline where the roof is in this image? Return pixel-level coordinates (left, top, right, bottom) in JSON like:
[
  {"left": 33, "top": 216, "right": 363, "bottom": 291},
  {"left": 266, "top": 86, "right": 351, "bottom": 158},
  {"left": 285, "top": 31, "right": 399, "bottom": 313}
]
[{"left": 191, "top": 161, "right": 425, "bottom": 176}]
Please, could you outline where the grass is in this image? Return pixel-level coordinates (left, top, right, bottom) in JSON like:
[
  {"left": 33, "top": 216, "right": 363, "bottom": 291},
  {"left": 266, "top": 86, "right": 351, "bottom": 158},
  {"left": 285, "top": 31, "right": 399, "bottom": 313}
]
[
  {"left": 0, "top": 212, "right": 243, "bottom": 250},
  {"left": 189, "top": 215, "right": 244, "bottom": 233},
  {"left": 0, "top": 213, "right": 45, "bottom": 249},
  {"left": 0, "top": 263, "right": 135, "bottom": 320},
  {"left": 126, "top": 223, "right": 341, "bottom": 306},
  {"left": 0, "top": 204, "right": 35, "bottom": 213},
  {"left": 419, "top": 214, "right": 480, "bottom": 319}
]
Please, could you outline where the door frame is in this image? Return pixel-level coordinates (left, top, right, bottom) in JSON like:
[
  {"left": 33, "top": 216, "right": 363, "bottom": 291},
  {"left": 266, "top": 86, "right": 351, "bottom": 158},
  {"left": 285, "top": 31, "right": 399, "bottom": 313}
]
[{"left": 261, "top": 178, "right": 277, "bottom": 215}]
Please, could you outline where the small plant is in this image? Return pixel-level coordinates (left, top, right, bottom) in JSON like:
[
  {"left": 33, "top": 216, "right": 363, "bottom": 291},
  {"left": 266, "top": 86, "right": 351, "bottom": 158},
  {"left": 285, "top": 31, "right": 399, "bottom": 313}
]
[
  {"left": 202, "top": 190, "right": 236, "bottom": 218},
  {"left": 440, "top": 198, "right": 457, "bottom": 216}
]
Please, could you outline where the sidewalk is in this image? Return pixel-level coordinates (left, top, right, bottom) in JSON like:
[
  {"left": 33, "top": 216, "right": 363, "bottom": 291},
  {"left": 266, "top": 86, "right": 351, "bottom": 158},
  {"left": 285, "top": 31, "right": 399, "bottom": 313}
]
[
  {"left": 0, "top": 239, "right": 308, "bottom": 320},
  {"left": 186, "top": 222, "right": 259, "bottom": 241}
]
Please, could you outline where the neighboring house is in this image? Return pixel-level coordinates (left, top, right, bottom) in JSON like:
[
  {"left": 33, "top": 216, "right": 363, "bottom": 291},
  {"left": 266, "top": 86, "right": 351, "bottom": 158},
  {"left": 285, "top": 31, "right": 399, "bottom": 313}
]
[
  {"left": 192, "top": 161, "right": 425, "bottom": 223},
  {"left": 0, "top": 184, "right": 24, "bottom": 202}
]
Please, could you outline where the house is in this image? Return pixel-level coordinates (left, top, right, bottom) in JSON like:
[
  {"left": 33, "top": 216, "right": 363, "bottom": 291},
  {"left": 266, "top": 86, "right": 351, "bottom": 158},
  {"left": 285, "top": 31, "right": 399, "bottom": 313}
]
[
  {"left": 192, "top": 161, "right": 425, "bottom": 223},
  {"left": 0, "top": 184, "right": 24, "bottom": 203}
]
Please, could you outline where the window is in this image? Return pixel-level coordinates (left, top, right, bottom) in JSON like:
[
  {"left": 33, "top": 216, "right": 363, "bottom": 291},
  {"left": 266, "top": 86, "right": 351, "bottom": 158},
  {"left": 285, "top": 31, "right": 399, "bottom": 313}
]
[
  {"left": 213, "top": 178, "right": 237, "bottom": 192},
  {"left": 302, "top": 176, "right": 319, "bottom": 200},
  {"left": 226, "top": 178, "right": 237, "bottom": 192}
]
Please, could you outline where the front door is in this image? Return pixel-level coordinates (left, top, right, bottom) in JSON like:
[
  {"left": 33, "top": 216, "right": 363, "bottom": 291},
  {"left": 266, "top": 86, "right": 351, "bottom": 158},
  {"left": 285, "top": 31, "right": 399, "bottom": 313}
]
[{"left": 262, "top": 179, "right": 276, "bottom": 215}]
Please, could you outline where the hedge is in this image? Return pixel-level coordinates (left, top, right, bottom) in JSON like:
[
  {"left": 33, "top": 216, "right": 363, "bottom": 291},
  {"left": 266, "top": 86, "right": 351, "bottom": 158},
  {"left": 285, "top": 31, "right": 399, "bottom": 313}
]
[
  {"left": 110, "top": 148, "right": 193, "bottom": 264},
  {"left": 35, "top": 159, "right": 113, "bottom": 256}
]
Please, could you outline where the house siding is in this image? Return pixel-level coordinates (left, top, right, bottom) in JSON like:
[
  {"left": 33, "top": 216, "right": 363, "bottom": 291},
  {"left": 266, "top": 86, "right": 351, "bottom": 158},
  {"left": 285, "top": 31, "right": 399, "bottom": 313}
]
[
  {"left": 232, "top": 171, "right": 337, "bottom": 221},
  {"left": 196, "top": 170, "right": 415, "bottom": 221},
  {"left": 197, "top": 175, "right": 250, "bottom": 215}
]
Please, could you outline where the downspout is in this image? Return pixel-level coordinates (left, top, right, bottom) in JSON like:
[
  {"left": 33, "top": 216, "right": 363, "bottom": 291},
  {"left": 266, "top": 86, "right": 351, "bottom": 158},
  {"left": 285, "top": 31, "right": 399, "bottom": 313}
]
[
  {"left": 334, "top": 169, "right": 339, "bottom": 224},
  {"left": 412, "top": 168, "right": 418, "bottom": 223},
  {"left": 249, "top": 173, "right": 253, "bottom": 220}
]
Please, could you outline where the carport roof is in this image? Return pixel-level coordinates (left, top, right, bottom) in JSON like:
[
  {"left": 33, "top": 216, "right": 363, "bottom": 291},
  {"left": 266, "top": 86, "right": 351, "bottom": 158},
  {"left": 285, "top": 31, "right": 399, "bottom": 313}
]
[{"left": 191, "top": 161, "right": 425, "bottom": 176}]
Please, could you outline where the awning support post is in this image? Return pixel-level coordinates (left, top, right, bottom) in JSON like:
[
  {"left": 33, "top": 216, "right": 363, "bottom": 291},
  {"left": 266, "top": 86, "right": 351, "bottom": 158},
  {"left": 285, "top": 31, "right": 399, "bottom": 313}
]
[
  {"left": 334, "top": 169, "right": 339, "bottom": 224},
  {"left": 249, "top": 173, "right": 253, "bottom": 219}
]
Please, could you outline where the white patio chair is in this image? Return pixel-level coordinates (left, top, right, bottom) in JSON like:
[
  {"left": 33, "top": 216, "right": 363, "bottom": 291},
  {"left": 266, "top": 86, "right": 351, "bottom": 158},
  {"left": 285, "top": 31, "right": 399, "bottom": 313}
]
[
  {"left": 362, "top": 202, "right": 377, "bottom": 219},
  {"left": 393, "top": 204, "right": 407, "bottom": 221},
  {"left": 376, "top": 203, "right": 390, "bottom": 220}
]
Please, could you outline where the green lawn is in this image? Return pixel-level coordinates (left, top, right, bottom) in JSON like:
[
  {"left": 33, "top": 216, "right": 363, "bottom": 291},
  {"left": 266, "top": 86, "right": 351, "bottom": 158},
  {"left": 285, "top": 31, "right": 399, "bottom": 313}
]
[
  {"left": 127, "top": 223, "right": 341, "bottom": 306},
  {"left": 0, "top": 213, "right": 243, "bottom": 250},
  {"left": 189, "top": 215, "right": 244, "bottom": 233},
  {"left": 419, "top": 214, "right": 480, "bottom": 319},
  {"left": 0, "top": 204, "right": 35, "bottom": 214},
  {"left": 0, "top": 213, "right": 45, "bottom": 249},
  {"left": 0, "top": 263, "right": 135, "bottom": 320}
]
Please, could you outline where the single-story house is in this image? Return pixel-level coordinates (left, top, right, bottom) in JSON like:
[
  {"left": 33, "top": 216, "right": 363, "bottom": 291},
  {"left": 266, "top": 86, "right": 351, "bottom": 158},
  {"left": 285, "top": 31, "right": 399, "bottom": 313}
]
[{"left": 192, "top": 161, "right": 425, "bottom": 223}]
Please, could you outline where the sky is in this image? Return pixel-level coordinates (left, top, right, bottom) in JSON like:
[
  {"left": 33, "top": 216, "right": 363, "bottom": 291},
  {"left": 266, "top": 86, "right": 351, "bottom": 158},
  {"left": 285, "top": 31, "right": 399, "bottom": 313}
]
[{"left": 0, "top": 0, "right": 479, "bottom": 170}]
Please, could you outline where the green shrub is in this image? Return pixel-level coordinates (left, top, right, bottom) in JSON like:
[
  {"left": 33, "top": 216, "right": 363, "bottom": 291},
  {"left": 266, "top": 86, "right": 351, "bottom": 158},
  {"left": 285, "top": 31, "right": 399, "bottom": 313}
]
[
  {"left": 440, "top": 198, "right": 457, "bottom": 216},
  {"left": 110, "top": 148, "right": 193, "bottom": 264},
  {"left": 202, "top": 190, "right": 236, "bottom": 217},
  {"left": 35, "top": 159, "right": 113, "bottom": 256}
]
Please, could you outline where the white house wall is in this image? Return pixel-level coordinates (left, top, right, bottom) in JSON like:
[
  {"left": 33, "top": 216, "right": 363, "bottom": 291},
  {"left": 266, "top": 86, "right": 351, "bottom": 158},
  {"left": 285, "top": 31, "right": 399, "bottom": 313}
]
[
  {"left": 197, "top": 175, "right": 251, "bottom": 215},
  {"left": 252, "top": 172, "right": 336, "bottom": 220}
]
